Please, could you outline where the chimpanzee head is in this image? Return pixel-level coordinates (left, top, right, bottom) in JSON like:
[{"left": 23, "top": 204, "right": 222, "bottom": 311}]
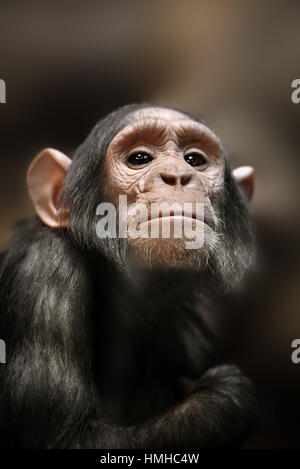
[{"left": 27, "top": 103, "right": 255, "bottom": 290}]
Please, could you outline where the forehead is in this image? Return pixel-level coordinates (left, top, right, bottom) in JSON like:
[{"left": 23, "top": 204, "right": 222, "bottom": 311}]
[
  {"left": 129, "top": 106, "right": 190, "bottom": 122},
  {"left": 107, "top": 106, "right": 221, "bottom": 157}
]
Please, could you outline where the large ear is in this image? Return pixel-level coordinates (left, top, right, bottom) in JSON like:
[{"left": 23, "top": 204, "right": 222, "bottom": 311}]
[
  {"left": 27, "top": 148, "right": 71, "bottom": 228},
  {"left": 232, "top": 166, "right": 255, "bottom": 201}
]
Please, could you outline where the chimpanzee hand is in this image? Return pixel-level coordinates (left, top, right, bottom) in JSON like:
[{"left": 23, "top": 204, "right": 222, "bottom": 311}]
[{"left": 133, "top": 364, "right": 257, "bottom": 449}]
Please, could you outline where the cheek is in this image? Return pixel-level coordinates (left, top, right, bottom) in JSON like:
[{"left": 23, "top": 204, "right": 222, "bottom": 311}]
[
  {"left": 201, "top": 163, "right": 224, "bottom": 193},
  {"left": 103, "top": 158, "right": 140, "bottom": 205}
]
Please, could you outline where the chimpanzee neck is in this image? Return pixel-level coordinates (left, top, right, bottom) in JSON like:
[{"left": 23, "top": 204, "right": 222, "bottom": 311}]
[
  {"left": 91, "top": 251, "right": 215, "bottom": 332},
  {"left": 109, "top": 262, "right": 206, "bottom": 318}
]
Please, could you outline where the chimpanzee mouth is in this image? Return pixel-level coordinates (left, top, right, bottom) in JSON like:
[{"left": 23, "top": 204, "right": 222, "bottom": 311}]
[{"left": 139, "top": 207, "right": 215, "bottom": 230}]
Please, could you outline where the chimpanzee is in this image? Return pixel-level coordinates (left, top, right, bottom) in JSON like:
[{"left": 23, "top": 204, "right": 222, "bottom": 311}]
[{"left": 0, "top": 103, "right": 256, "bottom": 448}]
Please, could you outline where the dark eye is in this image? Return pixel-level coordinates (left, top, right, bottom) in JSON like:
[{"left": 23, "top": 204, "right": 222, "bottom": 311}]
[
  {"left": 184, "top": 152, "right": 207, "bottom": 168},
  {"left": 128, "top": 151, "right": 153, "bottom": 167}
]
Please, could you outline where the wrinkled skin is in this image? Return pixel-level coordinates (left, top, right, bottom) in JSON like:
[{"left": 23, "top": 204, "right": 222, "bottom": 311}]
[{"left": 104, "top": 107, "right": 224, "bottom": 268}]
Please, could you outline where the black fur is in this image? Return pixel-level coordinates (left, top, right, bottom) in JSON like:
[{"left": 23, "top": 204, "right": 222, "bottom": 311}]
[{"left": 0, "top": 103, "right": 256, "bottom": 448}]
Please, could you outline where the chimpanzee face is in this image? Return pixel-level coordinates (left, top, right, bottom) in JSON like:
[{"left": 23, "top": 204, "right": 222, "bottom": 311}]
[{"left": 103, "top": 107, "right": 224, "bottom": 269}]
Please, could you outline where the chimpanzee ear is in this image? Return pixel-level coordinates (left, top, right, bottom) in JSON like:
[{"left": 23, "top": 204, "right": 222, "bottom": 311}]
[
  {"left": 27, "top": 148, "right": 71, "bottom": 228},
  {"left": 232, "top": 166, "right": 254, "bottom": 201}
]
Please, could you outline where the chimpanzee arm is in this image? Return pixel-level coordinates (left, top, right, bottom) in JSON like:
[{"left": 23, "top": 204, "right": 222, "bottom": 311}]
[
  {"left": 131, "top": 364, "right": 256, "bottom": 449},
  {"left": 83, "top": 364, "right": 256, "bottom": 449},
  {"left": 0, "top": 219, "right": 99, "bottom": 448}
]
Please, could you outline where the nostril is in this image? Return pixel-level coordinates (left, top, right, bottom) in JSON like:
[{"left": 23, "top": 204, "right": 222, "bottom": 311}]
[
  {"left": 161, "top": 174, "right": 177, "bottom": 186},
  {"left": 180, "top": 174, "right": 192, "bottom": 186}
]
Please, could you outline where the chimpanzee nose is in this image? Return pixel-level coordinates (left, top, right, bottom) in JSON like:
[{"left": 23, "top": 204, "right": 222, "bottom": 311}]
[{"left": 160, "top": 170, "right": 193, "bottom": 187}]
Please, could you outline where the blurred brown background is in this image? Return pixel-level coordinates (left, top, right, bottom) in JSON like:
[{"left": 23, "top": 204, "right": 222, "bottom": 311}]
[{"left": 0, "top": 0, "right": 300, "bottom": 448}]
